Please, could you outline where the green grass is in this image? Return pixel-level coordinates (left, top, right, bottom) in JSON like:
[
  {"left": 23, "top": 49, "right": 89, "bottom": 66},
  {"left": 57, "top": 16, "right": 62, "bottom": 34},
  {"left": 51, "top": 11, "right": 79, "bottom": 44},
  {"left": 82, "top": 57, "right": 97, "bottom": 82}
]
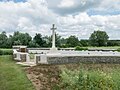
[
  {"left": 0, "top": 55, "right": 35, "bottom": 90},
  {"left": 29, "top": 54, "right": 35, "bottom": 59},
  {"left": 58, "top": 64, "right": 120, "bottom": 90},
  {"left": 0, "top": 48, "right": 12, "bottom": 51},
  {"left": 84, "top": 46, "right": 120, "bottom": 49}
]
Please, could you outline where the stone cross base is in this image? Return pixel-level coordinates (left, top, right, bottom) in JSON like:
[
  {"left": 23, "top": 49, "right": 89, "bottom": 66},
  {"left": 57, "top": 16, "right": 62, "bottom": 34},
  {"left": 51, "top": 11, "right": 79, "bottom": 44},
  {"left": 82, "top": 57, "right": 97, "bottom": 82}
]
[{"left": 49, "top": 48, "right": 58, "bottom": 54}]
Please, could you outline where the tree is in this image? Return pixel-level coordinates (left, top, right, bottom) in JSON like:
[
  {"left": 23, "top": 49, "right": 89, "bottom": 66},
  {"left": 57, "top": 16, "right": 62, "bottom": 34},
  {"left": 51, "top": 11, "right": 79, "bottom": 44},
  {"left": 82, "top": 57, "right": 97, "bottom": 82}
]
[
  {"left": 33, "top": 33, "right": 45, "bottom": 47},
  {"left": 107, "top": 40, "right": 120, "bottom": 46},
  {"left": 89, "top": 30, "right": 109, "bottom": 46},
  {"left": 43, "top": 35, "right": 51, "bottom": 47},
  {"left": 12, "top": 31, "right": 32, "bottom": 46},
  {"left": 28, "top": 40, "right": 39, "bottom": 48},
  {"left": 66, "top": 35, "right": 79, "bottom": 47},
  {"left": 79, "top": 39, "right": 89, "bottom": 47},
  {"left": 6, "top": 35, "right": 13, "bottom": 48},
  {"left": 0, "top": 31, "right": 8, "bottom": 48},
  {"left": 59, "top": 38, "right": 67, "bottom": 48},
  {"left": 43, "top": 34, "right": 62, "bottom": 48}
]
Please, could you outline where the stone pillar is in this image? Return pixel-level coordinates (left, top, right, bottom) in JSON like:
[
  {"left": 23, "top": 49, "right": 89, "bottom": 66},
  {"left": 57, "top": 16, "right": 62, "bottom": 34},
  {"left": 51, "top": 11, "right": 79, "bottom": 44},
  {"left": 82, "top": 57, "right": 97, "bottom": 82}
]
[{"left": 52, "top": 25, "right": 56, "bottom": 48}]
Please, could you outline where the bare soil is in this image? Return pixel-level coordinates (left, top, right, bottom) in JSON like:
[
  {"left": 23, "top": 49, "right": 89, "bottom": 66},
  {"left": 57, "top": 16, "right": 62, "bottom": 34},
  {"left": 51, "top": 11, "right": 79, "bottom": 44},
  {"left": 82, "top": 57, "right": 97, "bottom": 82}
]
[
  {"left": 25, "top": 64, "right": 61, "bottom": 90},
  {"left": 25, "top": 64, "right": 81, "bottom": 90}
]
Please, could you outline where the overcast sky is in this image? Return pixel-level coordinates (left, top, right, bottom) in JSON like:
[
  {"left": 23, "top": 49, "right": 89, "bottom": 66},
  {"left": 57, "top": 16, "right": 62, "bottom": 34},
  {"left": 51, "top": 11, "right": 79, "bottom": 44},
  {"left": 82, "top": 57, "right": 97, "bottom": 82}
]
[{"left": 0, "top": 0, "right": 120, "bottom": 39}]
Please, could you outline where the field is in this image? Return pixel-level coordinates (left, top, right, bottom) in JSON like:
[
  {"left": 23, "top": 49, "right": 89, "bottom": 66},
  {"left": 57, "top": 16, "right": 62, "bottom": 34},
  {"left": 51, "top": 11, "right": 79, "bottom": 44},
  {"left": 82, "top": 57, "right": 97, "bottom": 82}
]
[
  {"left": 87, "top": 46, "right": 120, "bottom": 49},
  {"left": 0, "top": 55, "right": 35, "bottom": 90},
  {"left": 1, "top": 46, "right": 120, "bottom": 50},
  {"left": 0, "top": 55, "right": 120, "bottom": 90},
  {"left": 26, "top": 63, "right": 120, "bottom": 90},
  {"left": 0, "top": 48, "right": 12, "bottom": 50}
]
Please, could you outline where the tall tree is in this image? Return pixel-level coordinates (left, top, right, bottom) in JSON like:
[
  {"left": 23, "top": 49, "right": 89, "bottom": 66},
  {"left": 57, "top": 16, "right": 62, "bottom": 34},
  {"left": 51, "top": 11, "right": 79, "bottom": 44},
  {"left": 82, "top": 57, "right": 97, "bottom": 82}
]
[
  {"left": 59, "top": 38, "right": 67, "bottom": 48},
  {"left": 33, "top": 33, "right": 45, "bottom": 47},
  {"left": 89, "top": 30, "right": 109, "bottom": 46},
  {"left": 80, "top": 39, "right": 89, "bottom": 47},
  {"left": 66, "top": 35, "right": 79, "bottom": 47},
  {"left": 12, "top": 31, "right": 32, "bottom": 45},
  {"left": 28, "top": 40, "right": 39, "bottom": 48},
  {"left": 43, "top": 34, "right": 62, "bottom": 48},
  {"left": 6, "top": 35, "right": 13, "bottom": 48},
  {"left": 0, "top": 31, "right": 8, "bottom": 48}
]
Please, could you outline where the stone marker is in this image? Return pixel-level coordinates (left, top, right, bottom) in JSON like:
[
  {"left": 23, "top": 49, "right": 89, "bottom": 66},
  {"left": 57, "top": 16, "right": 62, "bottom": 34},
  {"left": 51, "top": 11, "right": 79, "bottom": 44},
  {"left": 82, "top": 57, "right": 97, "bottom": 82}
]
[{"left": 50, "top": 24, "right": 58, "bottom": 53}]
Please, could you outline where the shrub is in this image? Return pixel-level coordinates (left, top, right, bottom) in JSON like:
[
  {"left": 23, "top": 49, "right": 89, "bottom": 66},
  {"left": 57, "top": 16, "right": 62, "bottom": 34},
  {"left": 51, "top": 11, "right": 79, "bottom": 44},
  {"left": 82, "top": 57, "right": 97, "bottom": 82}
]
[
  {"left": 75, "top": 46, "right": 88, "bottom": 51},
  {"left": 60, "top": 69, "right": 116, "bottom": 90},
  {"left": 0, "top": 49, "right": 13, "bottom": 55},
  {"left": 117, "top": 48, "right": 120, "bottom": 52},
  {"left": 0, "top": 50, "right": 3, "bottom": 55},
  {"left": 60, "top": 44, "right": 69, "bottom": 48}
]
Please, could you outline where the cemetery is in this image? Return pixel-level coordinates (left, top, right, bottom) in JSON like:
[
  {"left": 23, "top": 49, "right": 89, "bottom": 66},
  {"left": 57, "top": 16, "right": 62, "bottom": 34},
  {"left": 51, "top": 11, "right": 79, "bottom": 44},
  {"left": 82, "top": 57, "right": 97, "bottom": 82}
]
[
  {"left": 9, "top": 24, "right": 120, "bottom": 89},
  {"left": 0, "top": 24, "right": 120, "bottom": 90},
  {"left": 13, "top": 24, "right": 120, "bottom": 65},
  {"left": 0, "top": 0, "right": 120, "bottom": 90}
]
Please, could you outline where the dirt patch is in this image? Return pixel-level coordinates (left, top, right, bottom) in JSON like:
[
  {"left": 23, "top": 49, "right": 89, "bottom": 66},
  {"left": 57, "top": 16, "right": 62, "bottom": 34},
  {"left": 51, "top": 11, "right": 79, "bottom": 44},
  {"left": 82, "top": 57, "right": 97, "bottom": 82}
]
[
  {"left": 25, "top": 64, "right": 61, "bottom": 90},
  {"left": 25, "top": 63, "right": 120, "bottom": 90}
]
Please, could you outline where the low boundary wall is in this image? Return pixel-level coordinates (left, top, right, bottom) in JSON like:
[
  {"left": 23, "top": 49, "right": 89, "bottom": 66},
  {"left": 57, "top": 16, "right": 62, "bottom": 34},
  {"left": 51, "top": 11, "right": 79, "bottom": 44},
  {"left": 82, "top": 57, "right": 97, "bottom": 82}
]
[{"left": 45, "top": 56, "right": 120, "bottom": 64}]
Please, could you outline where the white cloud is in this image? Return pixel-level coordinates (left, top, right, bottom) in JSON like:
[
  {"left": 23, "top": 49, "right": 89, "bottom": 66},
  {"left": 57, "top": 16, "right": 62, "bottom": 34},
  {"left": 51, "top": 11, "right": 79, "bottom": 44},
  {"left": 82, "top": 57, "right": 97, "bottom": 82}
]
[
  {"left": 0, "top": 0, "right": 120, "bottom": 39},
  {"left": 49, "top": 0, "right": 102, "bottom": 15},
  {"left": 57, "top": 12, "right": 120, "bottom": 39},
  {"left": 0, "top": 0, "right": 57, "bottom": 36},
  {"left": 58, "top": 0, "right": 74, "bottom": 8},
  {"left": 100, "top": 0, "right": 120, "bottom": 9}
]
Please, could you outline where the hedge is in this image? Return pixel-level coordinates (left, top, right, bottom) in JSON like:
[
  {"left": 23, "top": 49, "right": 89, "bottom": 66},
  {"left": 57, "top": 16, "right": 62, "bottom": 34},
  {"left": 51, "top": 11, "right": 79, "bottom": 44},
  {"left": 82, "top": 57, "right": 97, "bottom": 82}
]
[{"left": 0, "top": 49, "right": 13, "bottom": 55}]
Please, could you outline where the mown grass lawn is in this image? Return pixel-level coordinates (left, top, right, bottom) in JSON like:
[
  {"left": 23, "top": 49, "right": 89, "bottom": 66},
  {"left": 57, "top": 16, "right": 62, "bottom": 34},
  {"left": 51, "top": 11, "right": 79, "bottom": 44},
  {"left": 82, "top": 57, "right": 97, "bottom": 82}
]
[
  {"left": 0, "top": 48, "right": 12, "bottom": 51},
  {"left": 0, "top": 55, "right": 35, "bottom": 90},
  {"left": 83, "top": 46, "right": 120, "bottom": 49}
]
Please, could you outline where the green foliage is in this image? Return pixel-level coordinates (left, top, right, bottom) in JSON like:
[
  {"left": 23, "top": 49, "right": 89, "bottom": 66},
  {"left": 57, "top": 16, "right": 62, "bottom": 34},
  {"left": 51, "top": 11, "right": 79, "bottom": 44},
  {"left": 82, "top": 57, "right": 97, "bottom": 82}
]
[
  {"left": 43, "top": 34, "right": 63, "bottom": 48},
  {"left": 0, "top": 50, "right": 3, "bottom": 55},
  {"left": 60, "top": 69, "right": 116, "bottom": 90},
  {"left": 12, "top": 31, "right": 32, "bottom": 46},
  {"left": 117, "top": 48, "right": 120, "bottom": 52},
  {"left": 1, "top": 31, "right": 120, "bottom": 48},
  {"left": 107, "top": 40, "right": 120, "bottom": 46},
  {"left": 0, "top": 49, "right": 13, "bottom": 55},
  {"left": 33, "top": 33, "right": 45, "bottom": 47},
  {"left": 29, "top": 54, "right": 35, "bottom": 59},
  {"left": 75, "top": 46, "right": 88, "bottom": 51},
  {"left": 60, "top": 44, "right": 69, "bottom": 48},
  {"left": 89, "top": 30, "right": 109, "bottom": 46},
  {"left": 59, "top": 38, "right": 67, "bottom": 48},
  {"left": 66, "top": 35, "right": 80, "bottom": 47},
  {"left": 28, "top": 40, "right": 39, "bottom": 48},
  {"left": 0, "top": 31, "right": 8, "bottom": 48},
  {"left": 80, "top": 39, "right": 89, "bottom": 46}
]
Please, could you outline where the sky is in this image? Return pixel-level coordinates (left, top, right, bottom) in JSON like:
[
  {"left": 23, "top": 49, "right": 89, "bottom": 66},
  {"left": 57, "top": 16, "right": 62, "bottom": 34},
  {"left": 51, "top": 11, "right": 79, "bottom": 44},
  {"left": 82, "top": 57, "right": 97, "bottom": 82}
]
[{"left": 0, "top": 0, "right": 120, "bottom": 39}]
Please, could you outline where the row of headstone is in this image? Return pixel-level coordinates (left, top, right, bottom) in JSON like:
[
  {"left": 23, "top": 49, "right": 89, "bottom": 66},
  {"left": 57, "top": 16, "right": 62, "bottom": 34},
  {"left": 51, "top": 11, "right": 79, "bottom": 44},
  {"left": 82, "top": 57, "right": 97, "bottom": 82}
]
[
  {"left": 13, "top": 46, "right": 30, "bottom": 62},
  {"left": 13, "top": 46, "right": 120, "bottom": 65}
]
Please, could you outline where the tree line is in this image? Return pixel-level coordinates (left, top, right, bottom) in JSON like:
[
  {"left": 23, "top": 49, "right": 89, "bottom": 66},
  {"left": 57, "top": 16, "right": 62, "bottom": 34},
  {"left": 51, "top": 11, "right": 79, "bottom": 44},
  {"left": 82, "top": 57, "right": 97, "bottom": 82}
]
[{"left": 0, "top": 30, "right": 119, "bottom": 48}]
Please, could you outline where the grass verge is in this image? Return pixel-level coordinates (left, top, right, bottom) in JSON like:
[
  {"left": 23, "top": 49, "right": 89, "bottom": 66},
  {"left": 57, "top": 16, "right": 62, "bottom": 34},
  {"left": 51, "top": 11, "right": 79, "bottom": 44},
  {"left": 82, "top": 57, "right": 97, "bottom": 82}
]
[{"left": 0, "top": 55, "right": 35, "bottom": 90}]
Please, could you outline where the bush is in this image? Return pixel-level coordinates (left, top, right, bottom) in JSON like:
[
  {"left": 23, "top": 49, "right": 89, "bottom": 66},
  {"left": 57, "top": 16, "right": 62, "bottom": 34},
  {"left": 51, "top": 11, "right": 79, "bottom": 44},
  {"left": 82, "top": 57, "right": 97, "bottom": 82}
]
[
  {"left": 117, "top": 48, "right": 120, "bottom": 52},
  {"left": 60, "top": 44, "right": 69, "bottom": 48},
  {"left": 0, "top": 50, "right": 3, "bottom": 55},
  {"left": 75, "top": 46, "right": 88, "bottom": 51},
  {"left": 60, "top": 69, "right": 116, "bottom": 90},
  {"left": 0, "top": 49, "right": 13, "bottom": 55}
]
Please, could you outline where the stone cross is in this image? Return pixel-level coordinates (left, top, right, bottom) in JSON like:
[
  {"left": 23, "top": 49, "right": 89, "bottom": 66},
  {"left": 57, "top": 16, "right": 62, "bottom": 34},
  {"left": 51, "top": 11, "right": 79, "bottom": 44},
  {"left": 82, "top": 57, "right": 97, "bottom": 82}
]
[{"left": 51, "top": 24, "right": 57, "bottom": 48}]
